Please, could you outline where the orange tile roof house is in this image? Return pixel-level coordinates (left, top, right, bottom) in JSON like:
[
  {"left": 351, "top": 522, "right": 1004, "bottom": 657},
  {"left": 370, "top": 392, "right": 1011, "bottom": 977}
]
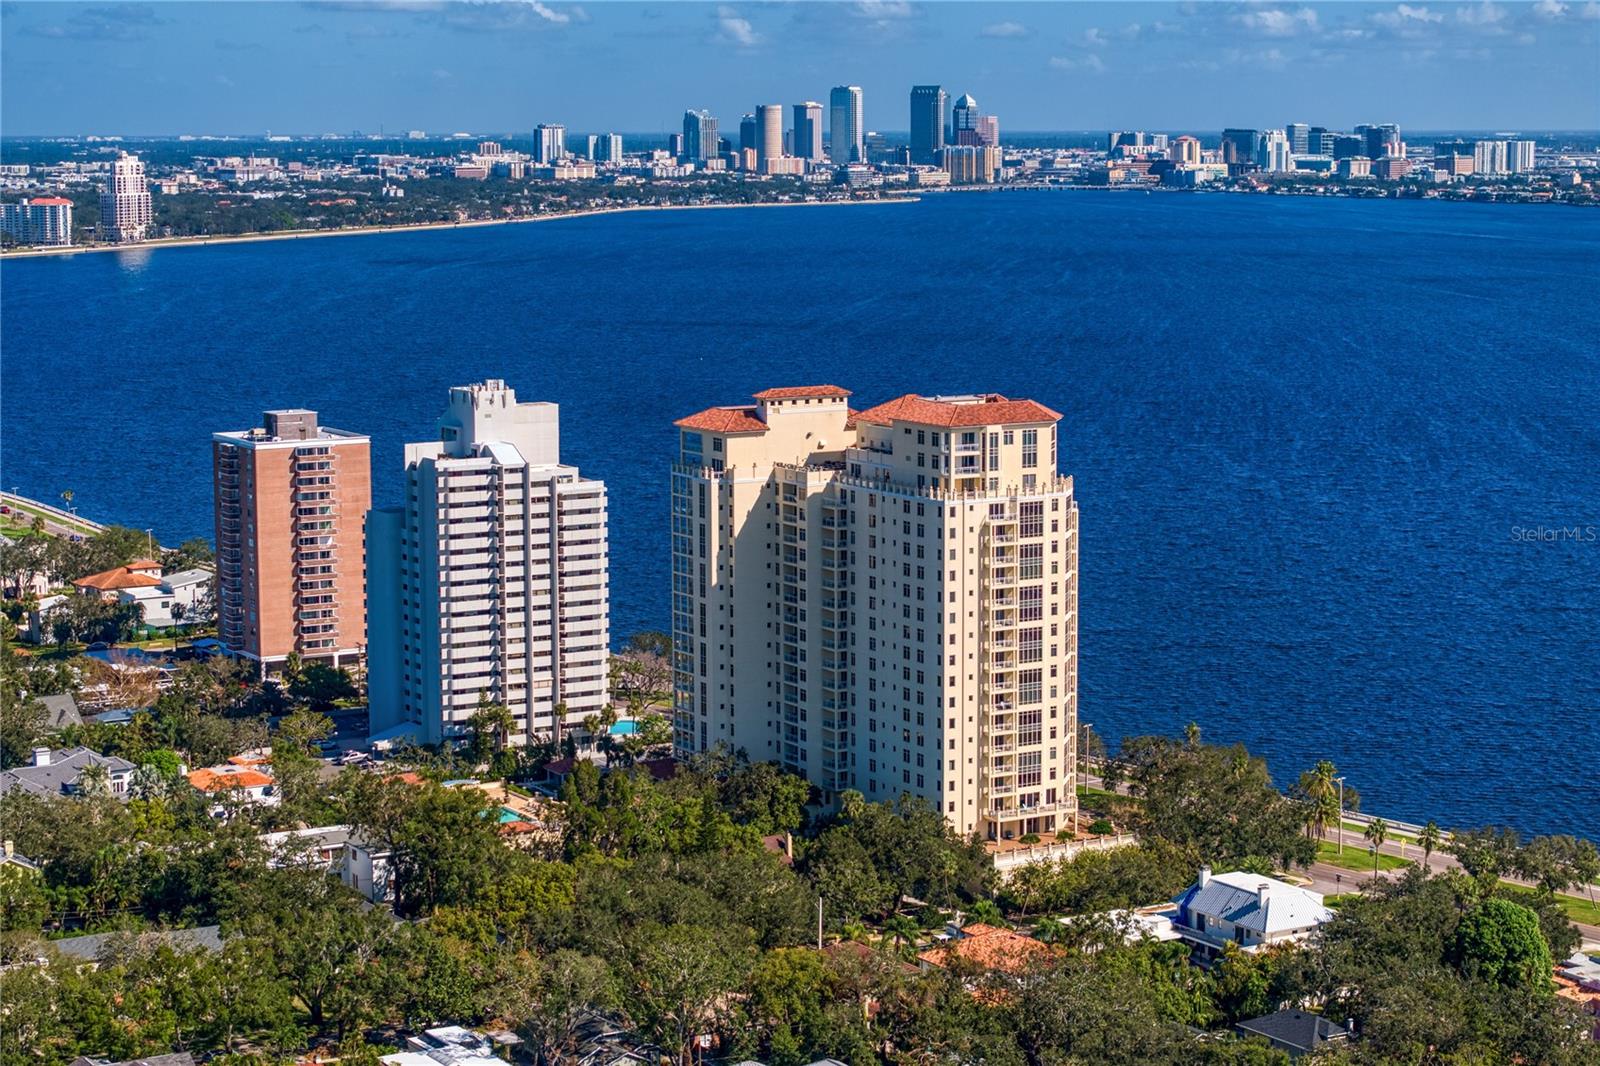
[
  {"left": 188, "top": 764, "right": 279, "bottom": 815},
  {"left": 917, "top": 922, "right": 1054, "bottom": 975},
  {"left": 72, "top": 560, "right": 164, "bottom": 596}
]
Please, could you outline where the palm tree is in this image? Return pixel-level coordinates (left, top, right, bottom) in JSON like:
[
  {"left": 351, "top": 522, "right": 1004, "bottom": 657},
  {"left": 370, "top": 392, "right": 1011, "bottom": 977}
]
[
  {"left": 966, "top": 899, "right": 1007, "bottom": 927},
  {"left": 1184, "top": 721, "right": 1201, "bottom": 749},
  {"left": 60, "top": 489, "right": 74, "bottom": 514},
  {"left": 1364, "top": 818, "right": 1389, "bottom": 881},
  {"left": 76, "top": 761, "right": 110, "bottom": 798},
  {"left": 1298, "top": 760, "right": 1340, "bottom": 842},
  {"left": 1419, "top": 821, "right": 1441, "bottom": 871},
  {"left": 882, "top": 914, "right": 920, "bottom": 957}
]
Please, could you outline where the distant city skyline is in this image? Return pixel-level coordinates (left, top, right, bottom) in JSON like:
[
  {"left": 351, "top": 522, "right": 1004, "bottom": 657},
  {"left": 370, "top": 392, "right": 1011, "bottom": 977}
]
[{"left": 2, "top": 1, "right": 1597, "bottom": 137}]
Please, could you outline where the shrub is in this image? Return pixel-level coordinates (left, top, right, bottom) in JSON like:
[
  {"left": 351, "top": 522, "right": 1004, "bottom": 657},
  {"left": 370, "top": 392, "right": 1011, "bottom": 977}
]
[
  {"left": 1019, "top": 833, "right": 1041, "bottom": 844},
  {"left": 1089, "top": 819, "right": 1114, "bottom": 836}
]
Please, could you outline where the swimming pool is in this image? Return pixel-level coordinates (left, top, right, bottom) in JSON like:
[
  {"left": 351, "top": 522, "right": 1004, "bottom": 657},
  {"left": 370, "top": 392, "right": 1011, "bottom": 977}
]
[{"left": 609, "top": 720, "right": 638, "bottom": 736}]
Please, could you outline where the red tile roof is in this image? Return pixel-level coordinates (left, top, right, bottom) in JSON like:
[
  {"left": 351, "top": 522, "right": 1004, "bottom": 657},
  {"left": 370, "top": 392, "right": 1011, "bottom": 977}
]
[
  {"left": 188, "top": 767, "right": 274, "bottom": 792},
  {"left": 72, "top": 565, "right": 164, "bottom": 592},
  {"left": 29, "top": 197, "right": 73, "bottom": 206},
  {"left": 917, "top": 923, "right": 1053, "bottom": 974},
  {"left": 752, "top": 385, "right": 852, "bottom": 401},
  {"left": 674, "top": 406, "right": 769, "bottom": 434},
  {"left": 852, "top": 394, "right": 1061, "bottom": 428}
]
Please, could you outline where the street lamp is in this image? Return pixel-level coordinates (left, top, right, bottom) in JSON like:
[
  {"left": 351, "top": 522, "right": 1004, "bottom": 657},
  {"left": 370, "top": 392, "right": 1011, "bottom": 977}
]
[{"left": 1335, "top": 776, "right": 1347, "bottom": 856}]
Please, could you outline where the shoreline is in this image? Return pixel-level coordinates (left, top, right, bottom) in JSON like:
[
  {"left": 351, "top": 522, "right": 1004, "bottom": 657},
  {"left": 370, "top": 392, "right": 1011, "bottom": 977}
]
[{"left": 0, "top": 196, "right": 919, "bottom": 260}]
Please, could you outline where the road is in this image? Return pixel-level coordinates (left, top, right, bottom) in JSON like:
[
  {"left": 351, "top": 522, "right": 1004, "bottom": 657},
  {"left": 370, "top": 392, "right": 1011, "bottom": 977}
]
[{"left": 0, "top": 492, "right": 107, "bottom": 539}]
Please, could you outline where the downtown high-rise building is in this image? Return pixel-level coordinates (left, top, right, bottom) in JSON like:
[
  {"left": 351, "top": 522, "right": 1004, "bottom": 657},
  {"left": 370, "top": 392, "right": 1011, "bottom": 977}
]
[
  {"left": 1256, "top": 130, "right": 1292, "bottom": 173},
  {"left": 756, "top": 104, "right": 785, "bottom": 164},
  {"left": 682, "top": 110, "right": 719, "bottom": 162},
  {"left": 367, "top": 380, "right": 609, "bottom": 748},
  {"left": 829, "top": 85, "right": 864, "bottom": 164},
  {"left": 951, "top": 93, "right": 979, "bottom": 140},
  {"left": 586, "top": 133, "right": 623, "bottom": 164},
  {"left": 1285, "top": 123, "right": 1310, "bottom": 155},
  {"left": 213, "top": 409, "right": 372, "bottom": 672},
  {"left": 792, "top": 102, "right": 825, "bottom": 162},
  {"left": 1170, "top": 136, "right": 1202, "bottom": 166},
  {"left": 671, "top": 386, "right": 1079, "bottom": 842},
  {"left": 909, "top": 85, "right": 947, "bottom": 164},
  {"left": 1357, "top": 123, "right": 1402, "bottom": 161},
  {"left": 1220, "top": 129, "right": 1260, "bottom": 167},
  {"left": 99, "top": 151, "right": 152, "bottom": 243},
  {"left": 535, "top": 124, "right": 567, "bottom": 164}
]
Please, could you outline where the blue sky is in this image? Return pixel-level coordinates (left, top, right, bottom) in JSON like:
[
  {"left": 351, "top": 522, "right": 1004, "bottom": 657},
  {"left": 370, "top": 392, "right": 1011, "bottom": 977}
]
[{"left": 2, "top": 1, "right": 1596, "bottom": 136}]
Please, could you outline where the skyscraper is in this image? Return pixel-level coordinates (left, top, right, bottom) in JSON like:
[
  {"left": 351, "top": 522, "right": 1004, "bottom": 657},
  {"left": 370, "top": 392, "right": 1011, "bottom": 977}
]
[
  {"left": 671, "top": 386, "right": 1079, "bottom": 842},
  {"left": 99, "top": 151, "right": 152, "bottom": 243},
  {"left": 587, "top": 133, "right": 623, "bottom": 164},
  {"left": 1309, "top": 126, "right": 1334, "bottom": 155},
  {"left": 829, "top": 85, "right": 864, "bottom": 164},
  {"left": 1170, "top": 136, "right": 1202, "bottom": 166},
  {"left": 535, "top": 123, "right": 567, "bottom": 165},
  {"left": 792, "top": 102, "right": 825, "bottom": 162},
  {"left": 682, "top": 110, "right": 719, "bottom": 162},
  {"left": 366, "top": 380, "right": 610, "bottom": 748},
  {"left": 739, "top": 113, "right": 758, "bottom": 153},
  {"left": 1509, "top": 140, "right": 1536, "bottom": 173},
  {"left": 213, "top": 409, "right": 372, "bottom": 674},
  {"left": 756, "top": 104, "right": 785, "bottom": 163},
  {"left": 1220, "top": 129, "right": 1259, "bottom": 167},
  {"left": 951, "top": 93, "right": 979, "bottom": 139},
  {"left": 1358, "top": 123, "right": 1401, "bottom": 161},
  {"left": 909, "top": 85, "right": 947, "bottom": 164},
  {"left": 1285, "top": 123, "right": 1310, "bottom": 155},
  {"left": 1256, "top": 130, "right": 1292, "bottom": 173}
]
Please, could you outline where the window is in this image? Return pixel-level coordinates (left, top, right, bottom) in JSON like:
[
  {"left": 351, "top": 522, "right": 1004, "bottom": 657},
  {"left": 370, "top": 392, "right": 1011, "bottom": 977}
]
[{"left": 1022, "top": 429, "right": 1038, "bottom": 468}]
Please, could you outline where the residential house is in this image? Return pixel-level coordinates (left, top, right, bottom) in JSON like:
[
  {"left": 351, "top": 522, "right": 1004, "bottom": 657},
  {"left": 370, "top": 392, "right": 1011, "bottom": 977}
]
[
  {"left": 1170, "top": 866, "right": 1333, "bottom": 961},
  {"left": 0, "top": 747, "right": 136, "bottom": 799},
  {"left": 917, "top": 922, "right": 1054, "bottom": 976},
  {"left": 1234, "top": 1009, "right": 1351, "bottom": 1058},
  {"left": 258, "top": 824, "right": 395, "bottom": 903},
  {"left": 53, "top": 927, "right": 223, "bottom": 965},
  {"left": 71, "top": 560, "right": 165, "bottom": 600},
  {"left": 1, "top": 839, "right": 42, "bottom": 877},
  {"left": 70, "top": 560, "right": 212, "bottom": 628},
  {"left": 69, "top": 1055, "right": 197, "bottom": 1066},
  {"left": 38, "top": 693, "right": 83, "bottom": 731},
  {"left": 188, "top": 764, "right": 279, "bottom": 816}
]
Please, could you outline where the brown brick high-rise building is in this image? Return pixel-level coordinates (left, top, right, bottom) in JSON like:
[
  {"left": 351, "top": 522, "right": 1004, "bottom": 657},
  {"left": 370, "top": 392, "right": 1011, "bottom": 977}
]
[{"left": 212, "top": 409, "right": 371, "bottom": 674}]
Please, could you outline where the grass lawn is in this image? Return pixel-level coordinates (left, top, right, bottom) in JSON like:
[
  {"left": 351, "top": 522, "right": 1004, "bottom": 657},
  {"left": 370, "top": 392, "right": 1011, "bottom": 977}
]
[
  {"left": 1317, "top": 841, "right": 1412, "bottom": 874},
  {"left": 1323, "top": 893, "right": 1363, "bottom": 910},
  {"left": 1548, "top": 891, "right": 1600, "bottom": 928}
]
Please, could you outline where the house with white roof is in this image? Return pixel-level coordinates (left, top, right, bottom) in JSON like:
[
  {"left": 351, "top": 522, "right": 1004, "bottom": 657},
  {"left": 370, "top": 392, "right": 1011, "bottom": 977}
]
[{"left": 1169, "top": 865, "right": 1333, "bottom": 961}]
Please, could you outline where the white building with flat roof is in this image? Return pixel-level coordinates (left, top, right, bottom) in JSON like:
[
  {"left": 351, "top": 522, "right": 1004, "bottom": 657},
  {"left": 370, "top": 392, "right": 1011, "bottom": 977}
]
[{"left": 367, "top": 380, "right": 609, "bottom": 748}]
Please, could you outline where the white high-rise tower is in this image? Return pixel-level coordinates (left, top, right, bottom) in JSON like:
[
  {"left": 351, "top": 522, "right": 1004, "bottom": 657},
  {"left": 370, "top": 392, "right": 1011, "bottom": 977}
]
[{"left": 367, "top": 380, "right": 610, "bottom": 748}]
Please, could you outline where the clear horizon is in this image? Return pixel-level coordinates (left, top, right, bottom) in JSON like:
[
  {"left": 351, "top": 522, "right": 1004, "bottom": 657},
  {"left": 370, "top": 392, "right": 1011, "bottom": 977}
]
[{"left": 2, "top": 1, "right": 1597, "bottom": 137}]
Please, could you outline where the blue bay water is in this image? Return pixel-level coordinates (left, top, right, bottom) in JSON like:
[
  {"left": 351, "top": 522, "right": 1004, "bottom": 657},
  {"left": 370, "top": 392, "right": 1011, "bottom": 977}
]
[{"left": 2, "top": 191, "right": 1597, "bottom": 837}]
